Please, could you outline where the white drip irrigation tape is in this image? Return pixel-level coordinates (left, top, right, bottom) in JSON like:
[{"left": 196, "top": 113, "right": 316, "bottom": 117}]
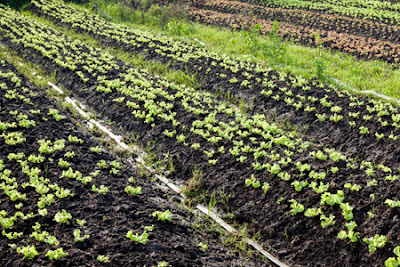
[
  {"left": 331, "top": 77, "right": 400, "bottom": 105},
  {"left": 44, "top": 81, "right": 289, "bottom": 267}
]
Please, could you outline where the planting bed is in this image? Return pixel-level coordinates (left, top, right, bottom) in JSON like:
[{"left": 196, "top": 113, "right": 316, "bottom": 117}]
[
  {"left": 231, "top": 0, "right": 400, "bottom": 25},
  {"left": 0, "top": 58, "right": 262, "bottom": 266},
  {"left": 2, "top": 2, "right": 400, "bottom": 266},
  {"left": 30, "top": 0, "right": 400, "bottom": 169},
  {"left": 150, "top": 0, "right": 400, "bottom": 64}
]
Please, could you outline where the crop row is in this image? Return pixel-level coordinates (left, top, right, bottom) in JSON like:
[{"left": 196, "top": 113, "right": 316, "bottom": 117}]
[
  {"left": 2, "top": 4, "right": 400, "bottom": 265},
  {"left": 303, "top": 0, "right": 400, "bottom": 13},
  {"left": 29, "top": 0, "right": 400, "bottom": 168},
  {"left": 189, "top": 0, "right": 400, "bottom": 45},
  {"left": 0, "top": 58, "right": 248, "bottom": 265},
  {"left": 231, "top": 0, "right": 400, "bottom": 24},
  {"left": 166, "top": 0, "right": 400, "bottom": 64}
]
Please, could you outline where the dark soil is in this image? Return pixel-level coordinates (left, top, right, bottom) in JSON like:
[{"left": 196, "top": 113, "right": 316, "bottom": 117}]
[
  {"left": 2, "top": 8, "right": 400, "bottom": 267},
  {"left": 28, "top": 2, "right": 400, "bottom": 172},
  {"left": 0, "top": 60, "right": 264, "bottom": 266}
]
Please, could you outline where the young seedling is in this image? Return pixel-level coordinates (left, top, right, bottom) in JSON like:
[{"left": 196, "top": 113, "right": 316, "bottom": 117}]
[
  {"left": 262, "top": 182, "right": 270, "bottom": 193},
  {"left": 338, "top": 221, "right": 360, "bottom": 242},
  {"left": 153, "top": 210, "right": 172, "bottom": 222},
  {"left": 385, "top": 246, "right": 400, "bottom": 267},
  {"left": 73, "top": 229, "right": 90, "bottom": 242},
  {"left": 245, "top": 174, "right": 261, "bottom": 188},
  {"left": 126, "top": 225, "right": 153, "bottom": 244},
  {"left": 58, "top": 158, "right": 70, "bottom": 168},
  {"left": 292, "top": 180, "right": 308, "bottom": 192},
  {"left": 320, "top": 214, "right": 335, "bottom": 228},
  {"left": 90, "top": 146, "right": 101, "bottom": 153},
  {"left": 344, "top": 183, "right": 362, "bottom": 192},
  {"left": 367, "top": 179, "right": 378, "bottom": 187},
  {"left": 340, "top": 202, "right": 354, "bottom": 221},
  {"left": 309, "top": 181, "right": 329, "bottom": 194},
  {"left": 289, "top": 199, "right": 304, "bottom": 215},
  {"left": 54, "top": 209, "right": 72, "bottom": 224},
  {"left": 363, "top": 234, "right": 387, "bottom": 254},
  {"left": 2, "top": 230, "right": 23, "bottom": 240},
  {"left": 304, "top": 207, "right": 322, "bottom": 217},
  {"left": 125, "top": 186, "right": 142, "bottom": 196},
  {"left": 386, "top": 175, "right": 399, "bottom": 183},
  {"left": 16, "top": 245, "right": 39, "bottom": 259},
  {"left": 198, "top": 242, "right": 208, "bottom": 252},
  {"left": 91, "top": 185, "right": 109, "bottom": 194},
  {"left": 385, "top": 199, "right": 400, "bottom": 208},
  {"left": 76, "top": 219, "right": 86, "bottom": 226},
  {"left": 46, "top": 248, "right": 68, "bottom": 260},
  {"left": 320, "top": 190, "right": 344, "bottom": 206},
  {"left": 68, "top": 135, "right": 83, "bottom": 144},
  {"left": 97, "top": 255, "right": 110, "bottom": 263}
]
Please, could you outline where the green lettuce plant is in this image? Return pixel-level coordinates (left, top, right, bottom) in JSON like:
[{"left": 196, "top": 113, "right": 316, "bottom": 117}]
[{"left": 153, "top": 210, "right": 172, "bottom": 222}]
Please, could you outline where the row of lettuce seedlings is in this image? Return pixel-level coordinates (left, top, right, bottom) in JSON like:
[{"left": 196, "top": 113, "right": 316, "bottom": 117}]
[
  {"left": 29, "top": 0, "right": 400, "bottom": 148},
  {"left": 1, "top": 5, "right": 400, "bottom": 264},
  {"left": 0, "top": 58, "right": 223, "bottom": 266}
]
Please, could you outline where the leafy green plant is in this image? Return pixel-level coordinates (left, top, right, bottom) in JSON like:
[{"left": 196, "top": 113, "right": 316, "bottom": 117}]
[
  {"left": 367, "top": 179, "right": 378, "bottom": 187},
  {"left": 46, "top": 248, "right": 68, "bottom": 260},
  {"left": 289, "top": 199, "right": 304, "bottom": 215},
  {"left": 338, "top": 221, "right": 360, "bottom": 242},
  {"left": 385, "top": 246, "right": 400, "bottom": 267},
  {"left": 68, "top": 135, "right": 83, "bottom": 144},
  {"left": 38, "top": 139, "right": 65, "bottom": 154},
  {"left": 91, "top": 184, "right": 109, "bottom": 194},
  {"left": 309, "top": 181, "right": 329, "bottom": 194},
  {"left": 320, "top": 214, "right": 335, "bottom": 228},
  {"left": 359, "top": 126, "right": 369, "bottom": 135},
  {"left": 386, "top": 175, "right": 399, "bottom": 183},
  {"left": 291, "top": 180, "right": 308, "bottom": 192},
  {"left": 97, "top": 255, "right": 110, "bottom": 263},
  {"left": 125, "top": 186, "right": 142, "bottom": 196},
  {"left": 245, "top": 174, "right": 261, "bottom": 188},
  {"left": 55, "top": 188, "right": 74, "bottom": 199},
  {"left": 16, "top": 245, "right": 39, "bottom": 259},
  {"left": 73, "top": 229, "right": 90, "bottom": 242},
  {"left": 2, "top": 230, "right": 23, "bottom": 240},
  {"left": 38, "top": 194, "right": 55, "bottom": 208},
  {"left": 90, "top": 146, "right": 101, "bottom": 153},
  {"left": 304, "top": 207, "right": 322, "bottom": 217},
  {"left": 48, "top": 108, "right": 64, "bottom": 121},
  {"left": 344, "top": 183, "right": 362, "bottom": 192},
  {"left": 97, "top": 160, "right": 107, "bottom": 169},
  {"left": 198, "top": 242, "right": 207, "bottom": 252},
  {"left": 54, "top": 209, "right": 72, "bottom": 224},
  {"left": 340, "top": 202, "right": 354, "bottom": 221},
  {"left": 385, "top": 199, "right": 400, "bottom": 208},
  {"left": 363, "top": 234, "right": 387, "bottom": 254},
  {"left": 152, "top": 210, "right": 172, "bottom": 222},
  {"left": 76, "top": 219, "right": 86, "bottom": 226},
  {"left": 28, "top": 154, "right": 45, "bottom": 163},
  {"left": 262, "top": 182, "right": 270, "bottom": 193},
  {"left": 127, "top": 225, "right": 154, "bottom": 244},
  {"left": 64, "top": 151, "right": 75, "bottom": 158},
  {"left": 320, "top": 190, "right": 344, "bottom": 206}
]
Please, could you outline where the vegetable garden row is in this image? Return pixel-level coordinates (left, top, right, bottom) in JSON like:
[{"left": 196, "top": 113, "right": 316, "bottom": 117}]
[
  {"left": 151, "top": 0, "right": 400, "bottom": 64},
  {"left": 1, "top": 1, "right": 400, "bottom": 266},
  {"left": 30, "top": 0, "right": 400, "bottom": 167},
  {"left": 0, "top": 58, "right": 258, "bottom": 266},
  {"left": 232, "top": 0, "right": 400, "bottom": 25}
]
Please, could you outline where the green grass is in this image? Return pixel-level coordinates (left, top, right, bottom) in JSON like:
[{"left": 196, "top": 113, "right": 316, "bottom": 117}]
[{"left": 69, "top": 0, "right": 400, "bottom": 100}]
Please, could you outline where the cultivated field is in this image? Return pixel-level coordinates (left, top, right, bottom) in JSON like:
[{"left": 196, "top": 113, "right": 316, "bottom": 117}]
[{"left": 1, "top": 0, "right": 400, "bottom": 266}]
